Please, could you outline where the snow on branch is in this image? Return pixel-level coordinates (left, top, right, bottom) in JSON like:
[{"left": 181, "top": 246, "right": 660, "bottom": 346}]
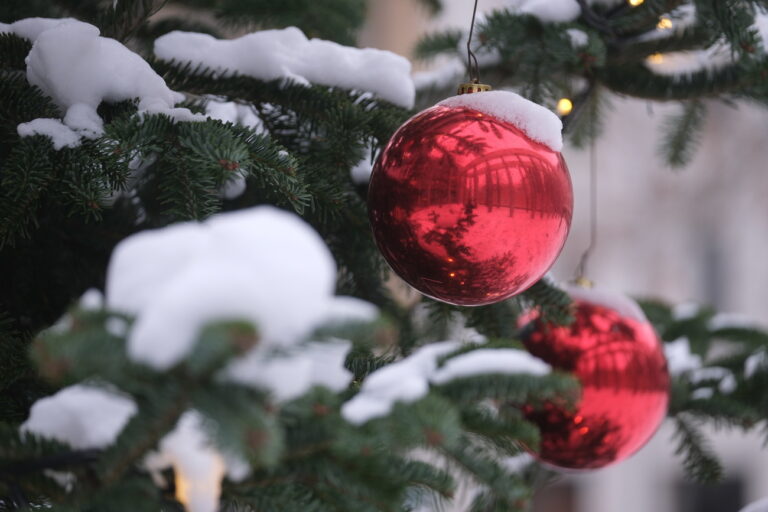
[
  {"left": 154, "top": 27, "right": 415, "bottom": 109},
  {"left": 21, "top": 384, "right": 137, "bottom": 449},
  {"left": 106, "top": 207, "right": 373, "bottom": 399},
  {"left": 341, "top": 342, "right": 551, "bottom": 425},
  {"left": 9, "top": 19, "right": 204, "bottom": 150}
]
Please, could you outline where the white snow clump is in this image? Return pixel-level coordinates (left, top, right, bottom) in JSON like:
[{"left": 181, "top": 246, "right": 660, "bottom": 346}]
[
  {"left": 439, "top": 90, "right": 564, "bottom": 152},
  {"left": 0, "top": 17, "right": 78, "bottom": 41},
  {"left": 341, "top": 343, "right": 551, "bottom": 425},
  {"left": 566, "top": 28, "right": 589, "bottom": 48},
  {"left": 21, "top": 384, "right": 137, "bottom": 449},
  {"left": 12, "top": 19, "right": 204, "bottom": 149},
  {"left": 154, "top": 27, "right": 415, "bottom": 108},
  {"left": 513, "top": 0, "right": 581, "bottom": 23},
  {"left": 431, "top": 348, "right": 551, "bottom": 384},
  {"left": 745, "top": 349, "right": 767, "bottom": 379},
  {"left": 26, "top": 21, "right": 183, "bottom": 114},
  {"left": 341, "top": 341, "right": 461, "bottom": 425},
  {"left": 663, "top": 337, "right": 702, "bottom": 376},
  {"left": 226, "top": 339, "right": 354, "bottom": 402},
  {"left": 16, "top": 119, "right": 80, "bottom": 150},
  {"left": 106, "top": 206, "right": 372, "bottom": 401},
  {"left": 144, "top": 411, "right": 246, "bottom": 512}
]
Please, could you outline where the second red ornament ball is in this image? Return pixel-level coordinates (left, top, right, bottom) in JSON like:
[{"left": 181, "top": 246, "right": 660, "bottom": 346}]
[
  {"left": 368, "top": 90, "right": 573, "bottom": 306},
  {"left": 520, "top": 286, "right": 670, "bottom": 470}
]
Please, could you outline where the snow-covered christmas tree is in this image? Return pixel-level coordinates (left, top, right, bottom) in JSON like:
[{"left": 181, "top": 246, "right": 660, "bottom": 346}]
[{"left": 1, "top": 0, "right": 767, "bottom": 511}]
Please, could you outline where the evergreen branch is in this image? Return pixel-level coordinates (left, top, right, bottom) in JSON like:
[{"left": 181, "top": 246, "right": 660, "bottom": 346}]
[
  {"left": 518, "top": 279, "right": 574, "bottom": 326},
  {"left": 0, "top": 34, "right": 31, "bottom": 71},
  {"left": 413, "top": 30, "right": 462, "bottom": 61},
  {"left": 202, "top": 0, "right": 367, "bottom": 46},
  {"left": 435, "top": 373, "right": 578, "bottom": 408},
  {"left": 607, "top": 0, "right": 688, "bottom": 36},
  {"left": 672, "top": 414, "right": 724, "bottom": 483},
  {"left": 659, "top": 99, "right": 707, "bottom": 167},
  {"left": 97, "top": 0, "right": 167, "bottom": 42},
  {"left": 596, "top": 59, "right": 758, "bottom": 100}
]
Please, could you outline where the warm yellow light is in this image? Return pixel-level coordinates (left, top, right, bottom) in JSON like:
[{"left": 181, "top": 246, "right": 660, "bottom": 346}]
[
  {"left": 556, "top": 98, "right": 574, "bottom": 116},
  {"left": 647, "top": 53, "right": 664, "bottom": 64},
  {"left": 175, "top": 472, "right": 191, "bottom": 509},
  {"left": 657, "top": 17, "right": 673, "bottom": 29},
  {"left": 628, "top": 0, "right": 644, "bottom": 6}
]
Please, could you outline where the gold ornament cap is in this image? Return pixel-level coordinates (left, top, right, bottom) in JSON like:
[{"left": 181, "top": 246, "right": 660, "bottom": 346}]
[
  {"left": 457, "top": 81, "right": 492, "bottom": 95},
  {"left": 573, "top": 276, "right": 594, "bottom": 289}
]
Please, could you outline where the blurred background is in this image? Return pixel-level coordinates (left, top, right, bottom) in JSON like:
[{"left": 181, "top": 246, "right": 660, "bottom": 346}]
[{"left": 361, "top": 1, "right": 768, "bottom": 511}]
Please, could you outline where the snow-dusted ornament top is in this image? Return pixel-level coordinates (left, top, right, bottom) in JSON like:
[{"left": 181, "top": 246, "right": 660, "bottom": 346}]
[
  {"left": 154, "top": 27, "right": 415, "bottom": 109},
  {"left": 439, "top": 90, "right": 564, "bottom": 152}
]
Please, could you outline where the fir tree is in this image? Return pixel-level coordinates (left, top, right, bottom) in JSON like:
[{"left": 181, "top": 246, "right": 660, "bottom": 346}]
[{"left": 0, "top": 1, "right": 766, "bottom": 511}]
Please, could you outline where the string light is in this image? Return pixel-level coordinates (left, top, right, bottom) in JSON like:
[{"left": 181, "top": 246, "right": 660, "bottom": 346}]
[
  {"left": 647, "top": 53, "right": 664, "bottom": 64},
  {"left": 628, "top": 0, "right": 644, "bottom": 6},
  {"left": 556, "top": 98, "right": 574, "bottom": 116},
  {"left": 657, "top": 17, "right": 673, "bottom": 29}
]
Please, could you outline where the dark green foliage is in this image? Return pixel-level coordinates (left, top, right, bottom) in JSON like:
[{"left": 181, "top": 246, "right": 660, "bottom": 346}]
[
  {"left": 418, "top": 0, "right": 768, "bottom": 165},
  {"left": 672, "top": 415, "right": 723, "bottom": 483},
  {"left": 0, "top": 0, "right": 766, "bottom": 509},
  {"left": 414, "top": 29, "right": 463, "bottom": 61},
  {"left": 660, "top": 100, "right": 707, "bottom": 167},
  {"left": 519, "top": 279, "right": 574, "bottom": 326},
  {"left": 175, "top": 0, "right": 367, "bottom": 45}
]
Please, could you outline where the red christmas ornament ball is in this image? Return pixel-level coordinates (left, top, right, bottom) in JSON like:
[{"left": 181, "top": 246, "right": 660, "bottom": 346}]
[
  {"left": 520, "top": 288, "right": 670, "bottom": 470},
  {"left": 368, "top": 95, "right": 573, "bottom": 306}
]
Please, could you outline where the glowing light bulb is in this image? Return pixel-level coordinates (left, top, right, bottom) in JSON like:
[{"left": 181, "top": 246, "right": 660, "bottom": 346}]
[
  {"left": 657, "top": 17, "right": 673, "bottom": 29},
  {"left": 556, "top": 98, "right": 574, "bottom": 116},
  {"left": 628, "top": 0, "right": 644, "bottom": 6},
  {"left": 647, "top": 53, "right": 664, "bottom": 64}
]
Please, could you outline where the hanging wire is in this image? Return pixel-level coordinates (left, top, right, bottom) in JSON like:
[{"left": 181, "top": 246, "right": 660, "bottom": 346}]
[
  {"left": 466, "top": 0, "right": 481, "bottom": 83},
  {"left": 574, "top": 132, "right": 598, "bottom": 282}
]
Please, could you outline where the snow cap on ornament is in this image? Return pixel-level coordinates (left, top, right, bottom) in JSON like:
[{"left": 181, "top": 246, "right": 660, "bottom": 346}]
[
  {"left": 368, "top": 80, "right": 572, "bottom": 306},
  {"left": 518, "top": 282, "right": 670, "bottom": 470}
]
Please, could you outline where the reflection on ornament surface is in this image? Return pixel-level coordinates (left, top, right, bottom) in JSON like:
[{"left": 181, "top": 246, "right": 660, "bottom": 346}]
[
  {"left": 520, "top": 297, "right": 670, "bottom": 470},
  {"left": 368, "top": 105, "right": 573, "bottom": 306}
]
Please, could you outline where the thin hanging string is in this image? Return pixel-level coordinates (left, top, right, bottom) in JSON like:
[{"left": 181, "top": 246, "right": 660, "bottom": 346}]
[
  {"left": 466, "top": 0, "right": 481, "bottom": 83},
  {"left": 575, "top": 132, "right": 598, "bottom": 281}
]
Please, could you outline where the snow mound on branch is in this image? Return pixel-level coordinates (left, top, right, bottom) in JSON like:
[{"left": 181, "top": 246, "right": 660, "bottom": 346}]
[
  {"left": 341, "top": 343, "right": 551, "bottom": 425},
  {"left": 754, "top": 12, "right": 768, "bottom": 51},
  {"left": 341, "top": 341, "right": 461, "bottom": 425},
  {"left": 0, "top": 17, "right": 78, "bottom": 41},
  {"left": 226, "top": 339, "right": 353, "bottom": 402},
  {"left": 16, "top": 118, "right": 80, "bottom": 150},
  {"left": 644, "top": 43, "right": 733, "bottom": 77},
  {"left": 21, "top": 384, "right": 137, "bottom": 449},
  {"left": 154, "top": 27, "right": 415, "bottom": 108},
  {"left": 566, "top": 28, "right": 588, "bottom": 48},
  {"left": 106, "top": 207, "right": 372, "bottom": 402},
  {"left": 431, "top": 348, "right": 551, "bottom": 384},
  {"left": 439, "top": 90, "right": 563, "bottom": 152},
  {"left": 15, "top": 19, "right": 203, "bottom": 149},
  {"left": 663, "top": 337, "right": 702, "bottom": 376},
  {"left": 511, "top": 0, "right": 581, "bottom": 23},
  {"left": 745, "top": 349, "right": 767, "bottom": 378},
  {"left": 145, "top": 411, "right": 246, "bottom": 512}
]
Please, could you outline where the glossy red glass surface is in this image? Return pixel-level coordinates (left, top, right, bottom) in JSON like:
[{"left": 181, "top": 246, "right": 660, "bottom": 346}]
[
  {"left": 368, "top": 105, "right": 573, "bottom": 306},
  {"left": 520, "top": 298, "right": 670, "bottom": 470}
]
